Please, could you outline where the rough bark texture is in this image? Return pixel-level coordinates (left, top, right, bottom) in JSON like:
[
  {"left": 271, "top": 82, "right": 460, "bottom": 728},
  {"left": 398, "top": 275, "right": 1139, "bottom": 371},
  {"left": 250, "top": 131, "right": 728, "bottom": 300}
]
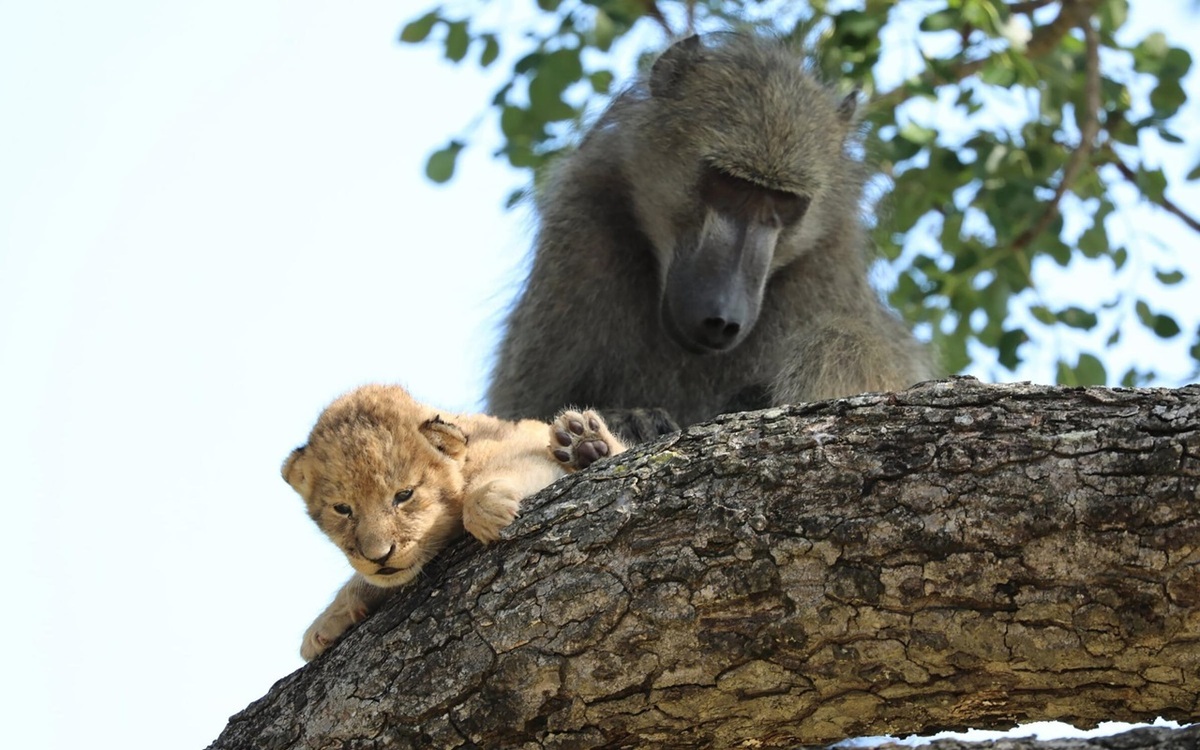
[{"left": 211, "top": 378, "right": 1200, "bottom": 749}]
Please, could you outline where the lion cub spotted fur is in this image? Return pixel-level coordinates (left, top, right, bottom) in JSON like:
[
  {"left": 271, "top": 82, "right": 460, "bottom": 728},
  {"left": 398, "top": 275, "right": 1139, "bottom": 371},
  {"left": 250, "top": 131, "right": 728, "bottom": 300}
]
[{"left": 283, "top": 383, "right": 625, "bottom": 661}]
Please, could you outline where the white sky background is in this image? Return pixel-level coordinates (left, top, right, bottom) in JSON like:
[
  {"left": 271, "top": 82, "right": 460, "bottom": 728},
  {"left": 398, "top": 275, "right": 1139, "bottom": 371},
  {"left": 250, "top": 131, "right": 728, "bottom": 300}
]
[{"left": 0, "top": 2, "right": 1196, "bottom": 749}]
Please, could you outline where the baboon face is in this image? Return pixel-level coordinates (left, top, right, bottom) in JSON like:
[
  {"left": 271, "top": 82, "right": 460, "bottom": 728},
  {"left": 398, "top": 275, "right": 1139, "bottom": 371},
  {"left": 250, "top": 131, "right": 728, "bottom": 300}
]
[
  {"left": 661, "top": 166, "right": 812, "bottom": 354},
  {"left": 637, "top": 34, "right": 855, "bottom": 355}
]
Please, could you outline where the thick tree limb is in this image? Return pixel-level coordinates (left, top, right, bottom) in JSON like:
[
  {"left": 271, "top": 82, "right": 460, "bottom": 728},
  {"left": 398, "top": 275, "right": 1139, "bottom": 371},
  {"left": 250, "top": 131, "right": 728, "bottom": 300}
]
[{"left": 211, "top": 378, "right": 1200, "bottom": 749}]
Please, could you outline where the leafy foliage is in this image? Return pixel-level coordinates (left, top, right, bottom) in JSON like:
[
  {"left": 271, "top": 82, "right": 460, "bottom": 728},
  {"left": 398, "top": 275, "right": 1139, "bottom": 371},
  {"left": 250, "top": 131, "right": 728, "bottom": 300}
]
[{"left": 399, "top": 0, "right": 1200, "bottom": 386}]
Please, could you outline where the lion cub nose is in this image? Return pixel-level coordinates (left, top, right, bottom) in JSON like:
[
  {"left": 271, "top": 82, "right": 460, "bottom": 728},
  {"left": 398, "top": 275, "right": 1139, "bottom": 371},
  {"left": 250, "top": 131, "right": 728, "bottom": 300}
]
[{"left": 363, "top": 542, "right": 396, "bottom": 565}]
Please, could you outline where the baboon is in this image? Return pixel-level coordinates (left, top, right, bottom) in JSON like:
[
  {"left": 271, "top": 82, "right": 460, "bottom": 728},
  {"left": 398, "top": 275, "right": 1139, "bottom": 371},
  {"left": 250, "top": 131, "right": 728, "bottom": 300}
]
[{"left": 487, "top": 33, "right": 934, "bottom": 440}]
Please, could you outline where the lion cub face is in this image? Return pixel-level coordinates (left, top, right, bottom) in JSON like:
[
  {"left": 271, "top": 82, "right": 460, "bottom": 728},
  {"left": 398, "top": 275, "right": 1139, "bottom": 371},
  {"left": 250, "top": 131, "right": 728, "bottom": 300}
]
[{"left": 282, "top": 385, "right": 469, "bottom": 588}]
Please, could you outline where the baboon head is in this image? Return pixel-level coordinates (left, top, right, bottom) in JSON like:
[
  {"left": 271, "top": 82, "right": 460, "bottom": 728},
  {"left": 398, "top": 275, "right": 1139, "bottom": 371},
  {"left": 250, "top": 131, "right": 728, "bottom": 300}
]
[{"left": 626, "top": 33, "right": 859, "bottom": 354}]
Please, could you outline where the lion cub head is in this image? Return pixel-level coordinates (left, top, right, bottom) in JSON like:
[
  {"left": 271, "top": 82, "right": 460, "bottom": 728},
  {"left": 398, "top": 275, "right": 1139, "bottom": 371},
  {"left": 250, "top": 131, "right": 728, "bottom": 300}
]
[{"left": 282, "top": 384, "right": 469, "bottom": 588}]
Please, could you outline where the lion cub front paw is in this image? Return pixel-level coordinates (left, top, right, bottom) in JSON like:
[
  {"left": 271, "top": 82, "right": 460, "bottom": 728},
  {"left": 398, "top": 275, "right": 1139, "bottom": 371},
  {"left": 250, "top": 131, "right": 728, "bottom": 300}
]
[
  {"left": 300, "top": 605, "right": 361, "bottom": 661},
  {"left": 550, "top": 409, "right": 624, "bottom": 471},
  {"left": 463, "top": 480, "right": 521, "bottom": 544}
]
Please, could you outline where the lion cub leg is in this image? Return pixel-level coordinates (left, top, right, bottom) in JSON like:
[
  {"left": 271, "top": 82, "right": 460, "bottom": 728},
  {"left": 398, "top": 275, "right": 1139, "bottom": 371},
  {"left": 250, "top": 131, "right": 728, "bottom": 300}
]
[
  {"left": 550, "top": 409, "right": 626, "bottom": 471},
  {"left": 462, "top": 479, "right": 523, "bottom": 544},
  {"left": 301, "top": 574, "right": 390, "bottom": 661}
]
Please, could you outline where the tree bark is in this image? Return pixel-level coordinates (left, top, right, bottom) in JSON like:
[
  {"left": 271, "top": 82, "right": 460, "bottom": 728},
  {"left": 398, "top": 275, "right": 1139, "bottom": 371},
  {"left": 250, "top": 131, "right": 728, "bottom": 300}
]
[{"left": 210, "top": 378, "right": 1200, "bottom": 749}]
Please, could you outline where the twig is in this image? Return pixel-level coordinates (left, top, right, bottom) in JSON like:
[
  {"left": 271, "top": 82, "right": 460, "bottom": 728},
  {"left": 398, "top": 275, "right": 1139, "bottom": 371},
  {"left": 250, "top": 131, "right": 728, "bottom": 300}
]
[
  {"left": 1104, "top": 146, "right": 1200, "bottom": 233},
  {"left": 640, "top": 0, "right": 675, "bottom": 37},
  {"left": 1010, "top": 16, "right": 1102, "bottom": 253},
  {"left": 1009, "top": 0, "right": 1058, "bottom": 14},
  {"left": 871, "top": 0, "right": 1101, "bottom": 110}
]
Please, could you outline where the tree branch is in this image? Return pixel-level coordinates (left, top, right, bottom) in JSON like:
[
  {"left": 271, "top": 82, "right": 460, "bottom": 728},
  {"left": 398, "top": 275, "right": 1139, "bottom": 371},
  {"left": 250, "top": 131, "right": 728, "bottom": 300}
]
[
  {"left": 871, "top": 0, "right": 1101, "bottom": 110},
  {"left": 1103, "top": 145, "right": 1200, "bottom": 234},
  {"left": 209, "top": 379, "right": 1200, "bottom": 749},
  {"left": 1008, "top": 0, "right": 1058, "bottom": 15},
  {"left": 639, "top": 0, "right": 675, "bottom": 38},
  {"left": 1010, "top": 15, "right": 1102, "bottom": 254}
]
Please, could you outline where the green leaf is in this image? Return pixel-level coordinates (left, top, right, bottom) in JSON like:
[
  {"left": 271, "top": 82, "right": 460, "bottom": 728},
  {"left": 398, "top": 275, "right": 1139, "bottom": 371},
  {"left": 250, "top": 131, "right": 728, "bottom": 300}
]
[
  {"left": 1155, "top": 269, "right": 1185, "bottom": 285},
  {"left": 919, "top": 9, "right": 959, "bottom": 32},
  {"left": 504, "top": 188, "right": 528, "bottom": 210},
  {"left": 897, "top": 121, "right": 937, "bottom": 146},
  {"left": 1055, "top": 359, "right": 1072, "bottom": 386},
  {"left": 1154, "top": 315, "right": 1181, "bottom": 338},
  {"left": 939, "top": 328, "right": 972, "bottom": 374},
  {"left": 528, "top": 68, "right": 577, "bottom": 122},
  {"left": 1163, "top": 47, "right": 1193, "bottom": 80},
  {"left": 592, "top": 10, "right": 617, "bottom": 51},
  {"left": 589, "top": 70, "right": 615, "bottom": 94},
  {"left": 1150, "top": 79, "right": 1187, "bottom": 118},
  {"left": 1135, "top": 167, "right": 1167, "bottom": 202},
  {"left": 1190, "top": 325, "right": 1200, "bottom": 365},
  {"left": 1136, "top": 300, "right": 1182, "bottom": 338},
  {"left": 1058, "top": 307, "right": 1098, "bottom": 330},
  {"left": 1099, "top": 0, "right": 1128, "bottom": 34},
  {"left": 1187, "top": 161, "right": 1200, "bottom": 181},
  {"left": 399, "top": 11, "right": 439, "bottom": 44},
  {"left": 443, "top": 21, "right": 470, "bottom": 63},
  {"left": 1133, "top": 33, "right": 1170, "bottom": 75},
  {"left": 503, "top": 143, "right": 538, "bottom": 169},
  {"left": 1157, "top": 128, "right": 1184, "bottom": 144},
  {"left": 979, "top": 57, "right": 1017, "bottom": 87},
  {"left": 1074, "top": 353, "right": 1108, "bottom": 386},
  {"left": 479, "top": 34, "right": 500, "bottom": 67},
  {"left": 514, "top": 52, "right": 543, "bottom": 75},
  {"left": 997, "top": 328, "right": 1028, "bottom": 370},
  {"left": 425, "top": 141, "right": 464, "bottom": 183},
  {"left": 1078, "top": 218, "right": 1108, "bottom": 259},
  {"left": 1030, "top": 305, "right": 1056, "bottom": 326}
]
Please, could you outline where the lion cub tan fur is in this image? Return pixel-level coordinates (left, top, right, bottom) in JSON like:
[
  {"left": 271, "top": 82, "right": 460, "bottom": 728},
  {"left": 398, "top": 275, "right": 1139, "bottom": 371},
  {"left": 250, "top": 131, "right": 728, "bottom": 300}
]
[{"left": 283, "top": 383, "right": 624, "bottom": 660}]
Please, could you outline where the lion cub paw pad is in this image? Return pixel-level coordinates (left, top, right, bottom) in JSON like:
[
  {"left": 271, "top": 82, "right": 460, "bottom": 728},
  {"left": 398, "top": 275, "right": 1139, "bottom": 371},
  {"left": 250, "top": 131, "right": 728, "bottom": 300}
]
[{"left": 551, "top": 410, "right": 616, "bottom": 470}]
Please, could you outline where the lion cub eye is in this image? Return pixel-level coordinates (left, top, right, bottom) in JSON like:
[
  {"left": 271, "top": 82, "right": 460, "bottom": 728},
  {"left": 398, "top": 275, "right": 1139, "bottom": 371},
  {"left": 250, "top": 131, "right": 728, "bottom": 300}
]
[
  {"left": 333, "top": 504, "right": 353, "bottom": 517},
  {"left": 393, "top": 489, "right": 414, "bottom": 506}
]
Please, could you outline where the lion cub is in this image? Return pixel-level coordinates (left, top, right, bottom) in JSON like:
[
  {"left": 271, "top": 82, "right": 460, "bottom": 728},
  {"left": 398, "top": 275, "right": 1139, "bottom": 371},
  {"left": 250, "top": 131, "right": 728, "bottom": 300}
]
[{"left": 283, "top": 383, "right": 625, "bottom": 661}]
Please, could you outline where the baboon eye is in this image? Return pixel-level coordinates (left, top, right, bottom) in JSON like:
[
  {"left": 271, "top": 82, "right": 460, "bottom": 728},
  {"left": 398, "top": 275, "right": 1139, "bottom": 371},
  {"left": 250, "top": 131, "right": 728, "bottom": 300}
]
[
  {"left": 333, "top": 504, "right": 352, "bottom": 517},
  {"left": 772, "top": 193, "right": 810, "bottom": 226},
  {"left": 393, "top": 489, "right": 414, "bottom": 506},
  {"left": 700, "top": 166, "right": 809, "bottom": 226}
]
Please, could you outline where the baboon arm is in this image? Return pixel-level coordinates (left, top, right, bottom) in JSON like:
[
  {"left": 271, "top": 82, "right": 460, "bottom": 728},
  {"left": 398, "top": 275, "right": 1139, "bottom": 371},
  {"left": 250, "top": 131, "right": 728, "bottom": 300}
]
[
  {"left": 771, "top": 314, "right": 937, "bottom": 404},
  {"left": 597, "top": 407, "right": 680, "bottom": 444}
]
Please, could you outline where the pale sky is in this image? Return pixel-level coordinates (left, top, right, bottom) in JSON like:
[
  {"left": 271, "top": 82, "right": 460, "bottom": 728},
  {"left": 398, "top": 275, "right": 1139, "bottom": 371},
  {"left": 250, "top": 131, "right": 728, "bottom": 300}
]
[{"left": 1, "top": 3, "right": 1196, "bottom": 749}]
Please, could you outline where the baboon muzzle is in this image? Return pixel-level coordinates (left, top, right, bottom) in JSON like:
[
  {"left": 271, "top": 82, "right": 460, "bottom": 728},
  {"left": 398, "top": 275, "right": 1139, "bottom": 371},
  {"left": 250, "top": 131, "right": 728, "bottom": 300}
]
[{"left": 661, "top": 214, "right": 776, "bottom": 354}]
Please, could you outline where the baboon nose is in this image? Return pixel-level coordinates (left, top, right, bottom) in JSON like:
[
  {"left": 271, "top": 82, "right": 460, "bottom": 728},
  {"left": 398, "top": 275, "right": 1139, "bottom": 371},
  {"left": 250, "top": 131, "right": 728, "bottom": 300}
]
[
  {"left": 366, "top": 544, "right": 395, "bottom": 565},
  {"left": 700, "top": 317, "right": 741, "bottom": 348}
]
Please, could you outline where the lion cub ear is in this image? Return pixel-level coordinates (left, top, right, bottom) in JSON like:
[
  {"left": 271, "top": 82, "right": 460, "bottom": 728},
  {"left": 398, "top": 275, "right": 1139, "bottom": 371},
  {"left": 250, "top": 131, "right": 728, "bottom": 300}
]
[
  {"left": 282, "top": 445, "right": 315, "bottom": 498},
  {"left": 419, "top": 416, "right": 467, "bottom": 461}
]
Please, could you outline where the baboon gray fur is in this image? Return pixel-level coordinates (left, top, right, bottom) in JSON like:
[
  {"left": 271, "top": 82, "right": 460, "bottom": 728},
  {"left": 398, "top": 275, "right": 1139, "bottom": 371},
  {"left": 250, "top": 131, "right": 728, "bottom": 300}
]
[{"left": 487, "top": 32, "right": 935, "bottom": 440}]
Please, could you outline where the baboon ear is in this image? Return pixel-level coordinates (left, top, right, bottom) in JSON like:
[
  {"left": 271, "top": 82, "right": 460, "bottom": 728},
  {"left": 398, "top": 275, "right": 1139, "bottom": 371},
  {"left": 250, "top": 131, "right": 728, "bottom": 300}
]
[
  {"left": 837, "top": 89, "right": 861, "bottom": 126},
  {"left": 650, "top": 34, "right": 702, "bottom": 99},
  {"left": 419, "top": 416, "right": 467, "bottom": 461},
  {"left": 282, "top": 445, "right": 314, "bottom": 498}
]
